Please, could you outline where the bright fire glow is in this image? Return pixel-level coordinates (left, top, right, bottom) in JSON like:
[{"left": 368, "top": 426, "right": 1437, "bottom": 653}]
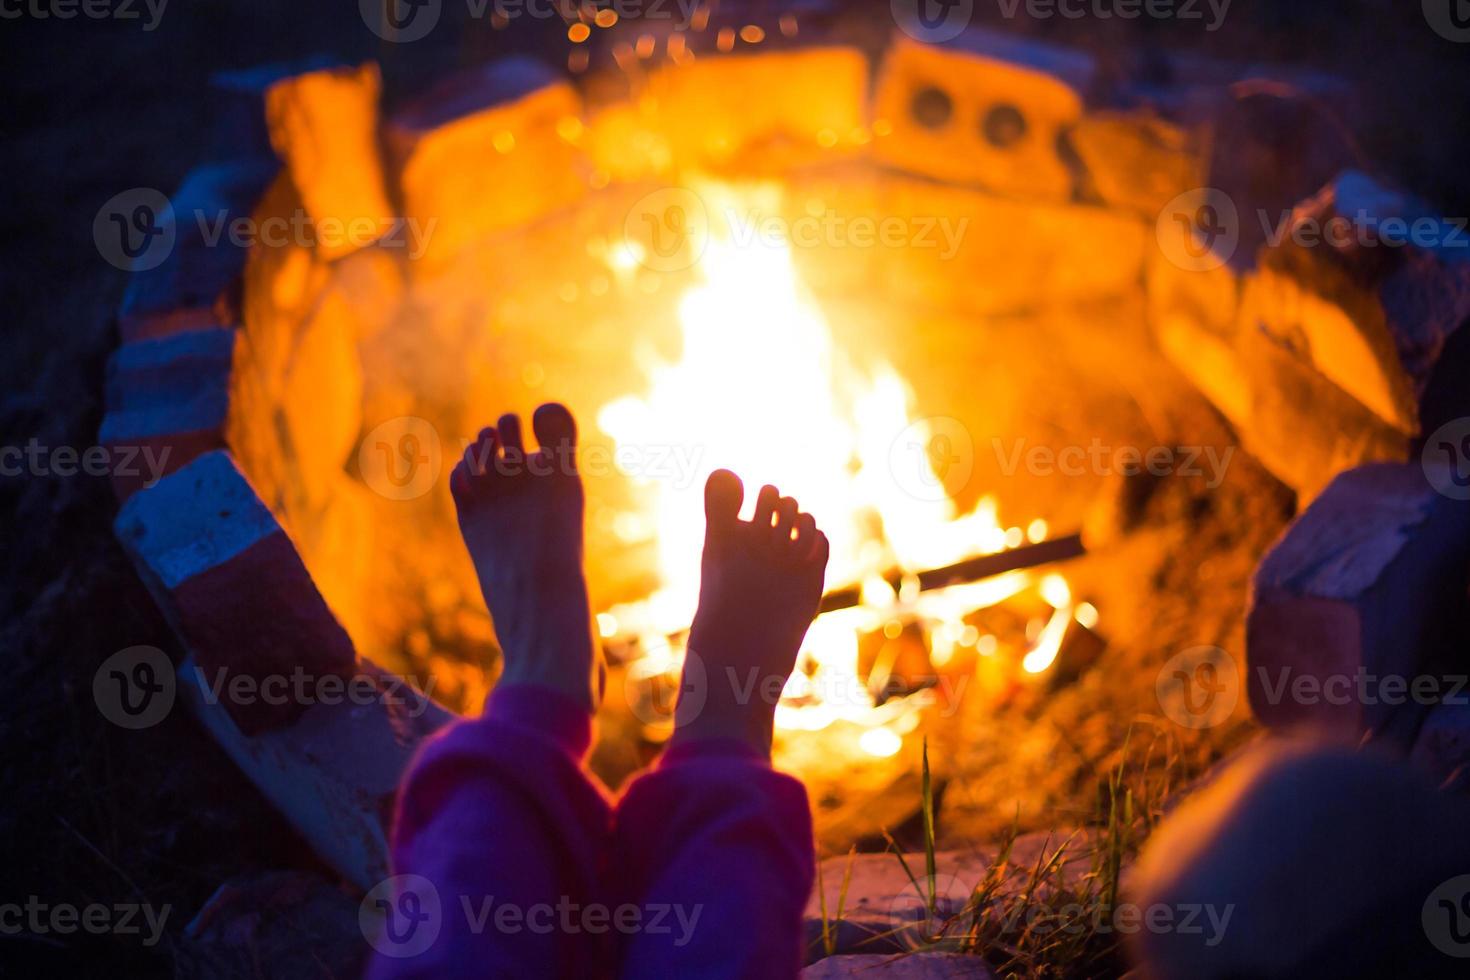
[{"left": 598, "top": 182, "right": 1084, "bottom": 754}]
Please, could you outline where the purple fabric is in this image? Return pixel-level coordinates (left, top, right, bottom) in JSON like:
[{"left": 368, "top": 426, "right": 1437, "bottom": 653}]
[{"left": 365, "top": 684, "right": 814, "bottom": 980}]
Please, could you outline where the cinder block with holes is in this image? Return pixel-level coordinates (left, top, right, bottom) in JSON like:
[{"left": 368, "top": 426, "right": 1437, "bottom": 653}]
[{"left": 873, "top": 29, "right": 1096, "bottom": 201}]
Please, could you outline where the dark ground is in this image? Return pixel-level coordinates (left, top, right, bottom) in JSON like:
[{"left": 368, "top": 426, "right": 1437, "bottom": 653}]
[{"left": 1, "top": 1, "right": 1467, "bottom": 977}]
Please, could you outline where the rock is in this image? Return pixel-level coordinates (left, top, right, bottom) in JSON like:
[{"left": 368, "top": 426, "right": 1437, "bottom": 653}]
[
  {"left": 117, "top": 160, "right": 279, "bottom": 342},
  {"left": 1204, "top": 81, "right": 1360, "bottom": 273},
  {"left": 803, "top": 953, "right": 996, "bottom": 979},
  {"left": 1246, "top": 463, "right": 1470, "bottom": 746},
  {"left": 1151, "top": 303, "right": 1251, "bottom": 430},
  {"left": 114, "top": 451, "right": 359, "bottom": 734},
  {"left": 1127, "top": 738, "right": 1470, "bottom": 979},
  {"left": 792, "top": 170, "right": 1147, "bottom": 317},
  {"left": 1230, "top": 321, "right": 1409, "bottom": 503},
  {"left": 1241, "top": 171, "right": 1470, "bottom": 436},
  {"left": 231, "top": 172, "right": 337, "bottom": 513},
  {"left": 1411, "top": 701, "right": 1470, "bottom": 791},
  {"left": 873, "top": 29, "right": 1095, "bottom": 201},
  {"left": 586, "top": 46, "right": 868, "bottom": 179},
  {"left": 99, "top": 328, "right": 239, "bottom": 500},
  {"left": 290, "top": 479, "right": 383, "bottom": 664},
  {"left": 178, "top": 655, "right": 451, "bottom": 893},
  {"left": 277, "top": 287, "right": 363, "bottom": 512},
  {"left": 1151, "top": 212, "right": 1417, "bottom": 505},
  {"left": 264, "top": 62, "right": 396, "bottom": 261},
  {"left": 803, "top": 834, "right": 1092, "bottom": 961},
  {"left": 180, "top": 870, "right": 364, "bottom": 980},
  {"left": 1072, "top": 113, "right": 1202, "bottom": 216},
  {"left": 207, "top": 57, "right": 339, "bottom": 161},
  {"left": 386, "top": 58, "right": 588, "bottom": 269}
]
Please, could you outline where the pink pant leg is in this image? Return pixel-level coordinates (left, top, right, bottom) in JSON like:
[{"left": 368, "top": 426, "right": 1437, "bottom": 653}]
[
  {"left": 366, "top": 684, "right": 613, "bottom": 980},
  {"left": 609, "top": 739, "right": 816, "bottom": 979}
]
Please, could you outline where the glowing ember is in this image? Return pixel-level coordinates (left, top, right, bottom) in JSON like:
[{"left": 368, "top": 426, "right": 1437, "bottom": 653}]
[{"left": 597, "top": 182, "right": 1088, "bottom": 751}]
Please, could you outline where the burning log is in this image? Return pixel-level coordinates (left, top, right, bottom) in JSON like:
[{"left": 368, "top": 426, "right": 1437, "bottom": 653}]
[{"left": 816, "top": 533, "right": 1086, "bottom": 614}]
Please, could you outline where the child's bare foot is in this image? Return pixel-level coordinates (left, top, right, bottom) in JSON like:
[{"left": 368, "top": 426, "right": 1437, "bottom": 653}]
[
  {"left": 672, "top": 469, "right": 829, "bottom": 756},
  {"left": 450, "top": 403, "right": 600, "bottom": 713}
]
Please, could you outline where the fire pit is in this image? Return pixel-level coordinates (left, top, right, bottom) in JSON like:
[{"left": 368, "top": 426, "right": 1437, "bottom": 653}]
[{"left": 102, "top": 4, "right": 1470, "bottom": 908}]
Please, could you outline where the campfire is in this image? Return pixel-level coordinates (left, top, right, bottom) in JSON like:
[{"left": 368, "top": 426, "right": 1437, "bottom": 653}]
[{"left": 592, "top": 181, "right": 1092, "bottom": 762}]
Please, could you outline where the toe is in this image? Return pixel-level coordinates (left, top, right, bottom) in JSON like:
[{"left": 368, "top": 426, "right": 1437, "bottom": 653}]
[
  {"left": 466, "top": 427, "right": 498, "bottom": 477},
  {"left": 496, "top": 413, "right": 524, "bottom": 471},
  {"left": 450, "top": 460, "right": 470, "bottom": 500},
  {"left": 811, "top": 530, "right": 830, "bottom": 568},
  {"left": 771, "top": 496, "right": 799, "bottom": 548},
  {"left": 753, "top": 485, "right": 780, "bottom": 530},
  {"left": 794, "top": 512, "right": 816, "bottom": 550},
  {"left": 532, "top": 402, "right": 578, "bottom": 450},
  {"left": 704, "top": 469, "right": 745, "bottom": 540}
]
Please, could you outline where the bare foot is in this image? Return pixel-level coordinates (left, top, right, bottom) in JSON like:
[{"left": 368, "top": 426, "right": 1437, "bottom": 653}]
[
  {"left": 672, "top": 470, "right": 829, "bottom": 755},
  {"left": 450, "top": 403, "right": 600, "bottom": 712}
]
